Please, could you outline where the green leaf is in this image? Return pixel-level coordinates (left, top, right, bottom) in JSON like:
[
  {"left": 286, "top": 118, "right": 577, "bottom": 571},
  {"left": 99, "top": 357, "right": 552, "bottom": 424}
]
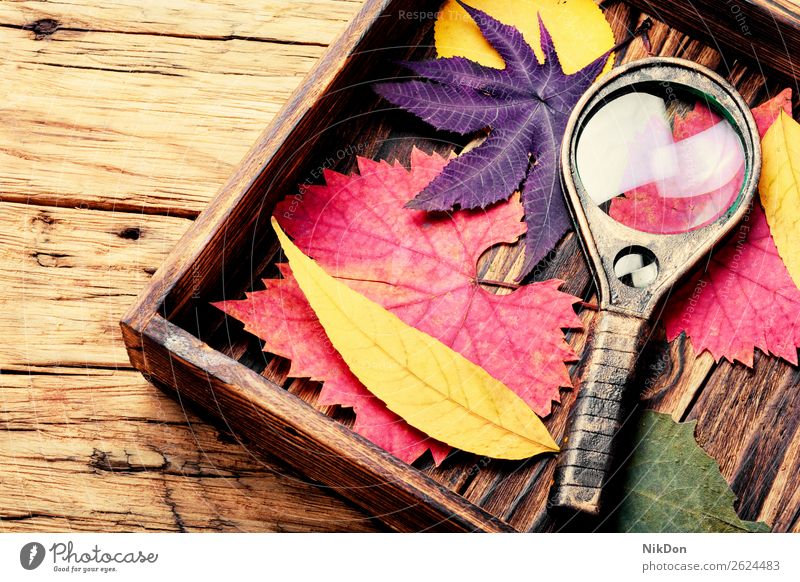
[{"left": 610, "top": 411, "right": 770, "bottom": 533}]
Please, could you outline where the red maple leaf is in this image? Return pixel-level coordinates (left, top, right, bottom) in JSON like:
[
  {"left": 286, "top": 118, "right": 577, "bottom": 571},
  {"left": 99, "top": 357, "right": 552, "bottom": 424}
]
[
  {"left": 215, "top": 149, "right": 581, "bottom": 464},
  {"left": 663, "top": 90, "right": 800, "bottom": 366}
]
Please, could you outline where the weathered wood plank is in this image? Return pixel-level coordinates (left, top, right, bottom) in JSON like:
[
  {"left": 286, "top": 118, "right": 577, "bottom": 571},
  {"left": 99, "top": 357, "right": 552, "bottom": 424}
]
[
  {"left": 626, "top": 0, "right": 800, "bottom": 81},
  {"left": 0, "top": 370, "right": 378, "bottom": 532},
  {"left": 0, "top": 26, "right": 328, "bottom": 216},
  {"left": 0, "top": 0, "right": 363, "bottom": 45},
  {"left": 0, "top": 202, "right": 192, "bottom": 369},
  {"left": 687, "top": 354, "right": 800, "bottom": 532},
  {"left": 0, "top": 0, "right": 379, "bottom": 534}
]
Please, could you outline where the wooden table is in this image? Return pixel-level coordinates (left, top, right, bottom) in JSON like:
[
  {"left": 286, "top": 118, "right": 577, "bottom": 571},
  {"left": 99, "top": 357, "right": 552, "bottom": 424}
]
[{"left": 0, "top": 0, "right": 379, "bottom": 532}]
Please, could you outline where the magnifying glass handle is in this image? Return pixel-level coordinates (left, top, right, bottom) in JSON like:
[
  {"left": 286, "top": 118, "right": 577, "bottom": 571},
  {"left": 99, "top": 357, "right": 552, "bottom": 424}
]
[{"left": 549, "top": 310, "right": 651, "bottom": 516}]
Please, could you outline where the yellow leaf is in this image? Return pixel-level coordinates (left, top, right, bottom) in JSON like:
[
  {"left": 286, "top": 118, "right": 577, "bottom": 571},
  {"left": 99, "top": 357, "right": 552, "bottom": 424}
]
[
  {"left": 435, "top": 0, "right": 614, "bottom": 74},
  {"left": 272, "top": 218, "right": 558, "bottom": 460},
  {"left": 760, "top": 110, "right": 800, "bottom": 288}
]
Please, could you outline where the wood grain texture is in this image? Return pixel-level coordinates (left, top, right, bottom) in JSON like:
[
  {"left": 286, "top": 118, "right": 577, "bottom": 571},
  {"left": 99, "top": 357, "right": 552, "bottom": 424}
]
[
  {"left": 0, "top": 202, "right": 191, "bottom": 369},
  {"left": 0, "top": 4, "right": 361, "bottom": 216},
  {"left": 625, "top": 0, "right": 800, "bottom": 81},
  {"left": 1, "top": 0, "right": 377, "bottom": 532},
  {"left": 0, "top": 0, "right": 364, "bottom": 45},
  {"left": 0, "top": 370, "right": 377, "bottom": 532}
]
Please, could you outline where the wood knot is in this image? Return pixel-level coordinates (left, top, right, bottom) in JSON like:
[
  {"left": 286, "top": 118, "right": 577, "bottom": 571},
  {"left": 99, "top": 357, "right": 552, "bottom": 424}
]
[
  {"left": 118, "top": 227, "right": 141, "bottom": 240},
  {"left": 23, "top": 18, "right": 60, "bottom": 40},
  {"left": 89, "top": 448, "right": 113, "bottom": 472}
]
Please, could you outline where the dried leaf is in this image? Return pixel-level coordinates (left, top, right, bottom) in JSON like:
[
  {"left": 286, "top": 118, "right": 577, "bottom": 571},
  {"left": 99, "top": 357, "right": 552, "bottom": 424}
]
[
  {"left": 375, "top": 2, "right": 612, "bottom": 276},
  {"left": 271, "top": 218, "right": 559, "bottom": 460},
  {"left": 219, "top": 262, "right": 451, "bottom": 464},
  {"left": 751, "top": 88, "right": 792, "bottom": 135},
  {"left": 610, "top": 411, "right": 770, "bottom": 533},
  {"left": 435, "top": 0, "right": 614, "bottom": 74},
  {"left": 663, "top": 93, "right": 800, "bottom": 366},
  {"left": 216, "top": 150, "right": 581, "bottom": 464},
  {"left": 760, "top": 109, "right": 800, "bottom": 289}
]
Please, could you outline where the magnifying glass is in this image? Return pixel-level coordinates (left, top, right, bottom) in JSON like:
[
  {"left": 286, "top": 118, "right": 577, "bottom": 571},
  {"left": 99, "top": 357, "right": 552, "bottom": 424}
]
[{"left": 548, "top": 57, "right": 760, "bottom": 516}]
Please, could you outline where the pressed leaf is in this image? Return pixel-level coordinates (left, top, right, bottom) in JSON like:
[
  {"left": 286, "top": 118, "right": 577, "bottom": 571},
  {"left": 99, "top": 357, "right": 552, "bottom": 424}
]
[
  {"left": 271, "top": 218, "right": 559, "bottom": 460},
  {"left": 663, "top": 92, "right": 800, "bottom": 366},
  {"left": 610, "top": 411, "right": 770, "bottom": 533},
  {"left": 751, "top": 88, "right": 792, "bottom": 135},
  {"left": 375, "top": 2, "right": 612, "bottom": 276},
  {"left": 760, "top": 109, "right": 800, "bottom": 289},
  {"left": 435, "top": 0, "right": 614, "bottom": 74},
  {"left": 216, "top": 150, "right": 581, "bottom": 464}
]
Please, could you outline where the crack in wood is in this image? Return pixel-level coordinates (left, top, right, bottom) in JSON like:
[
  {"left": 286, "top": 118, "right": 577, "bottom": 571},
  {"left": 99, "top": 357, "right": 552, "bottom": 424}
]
[
  {"left": 34, "top": 60, "right": 186, "bottom": 77},
  {"left": 162, "top": 479, "right": 187, "bottom": 533},
  {"left": 31, "top": 251, "right": 71, "bottom": 268},
  {"left": 89, "top": 448, "right": 169, "bottom": 473},
  {"left": 0, "top": 512, "right": 58, "bottom": 522},
  {"left": 1, "top": 21, "right": 329, "bottom": 47}
]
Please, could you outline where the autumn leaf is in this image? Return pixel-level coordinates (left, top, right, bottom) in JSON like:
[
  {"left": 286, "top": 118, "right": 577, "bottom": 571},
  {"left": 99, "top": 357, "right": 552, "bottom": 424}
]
[
  {"left": 374, "top": 1, "right": 612, "bottom": 277},
  {"left": 609, "top": 411, "right": 769, "bottom": 533},
  {"left": 663, "top": 92, "right": 800, "bottom": 366},
  {"left": 760, "top": 109, "right": 800, "bottom": 289},
  {"left": 435, "top": 0, "right": 614, "bottom": 74},
  {"left": 751, "top": 88, "right": 792, "bottom": 135},
  {"left": 270, "top": 218, "right": 559, "bottom": 459},
  {"left": 220, "top": 262, "right": 452, "bottom": 464},
  {"left": 215, "top": 149, "right": 581, "bottom": 464}
]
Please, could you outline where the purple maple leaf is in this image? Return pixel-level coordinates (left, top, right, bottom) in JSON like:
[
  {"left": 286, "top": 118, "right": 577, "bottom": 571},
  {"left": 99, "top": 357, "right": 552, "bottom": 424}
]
[{"left": 374, "top": 1, "right": 609, "bottom": 277}]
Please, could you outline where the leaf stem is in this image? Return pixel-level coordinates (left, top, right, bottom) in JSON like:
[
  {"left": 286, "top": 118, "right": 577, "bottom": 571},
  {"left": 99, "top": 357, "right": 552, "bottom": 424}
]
[
  {"left": 610, "top": 18, "right": 654, "bottom": 56},
  {"left": 477, "top": 278, "right": 521, "bottom": 290}
]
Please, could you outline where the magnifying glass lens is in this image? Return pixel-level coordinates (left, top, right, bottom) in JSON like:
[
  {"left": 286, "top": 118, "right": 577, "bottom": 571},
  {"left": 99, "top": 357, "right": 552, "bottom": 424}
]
[{"left": 575, "top": 82, "right": 747, "bottom": 235}]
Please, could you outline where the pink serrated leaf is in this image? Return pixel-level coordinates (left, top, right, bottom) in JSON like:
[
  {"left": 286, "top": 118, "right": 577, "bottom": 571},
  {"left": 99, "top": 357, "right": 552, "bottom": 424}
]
[
  {"left": 215, "top": 148, "right": 581, "bottom": 464},
  {"left": 663, "top": 91, "right": 800, "bottom": 366}
]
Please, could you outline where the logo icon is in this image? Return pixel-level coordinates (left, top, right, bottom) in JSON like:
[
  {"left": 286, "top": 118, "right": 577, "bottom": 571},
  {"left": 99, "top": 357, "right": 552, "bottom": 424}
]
[{"left": 20, "top": 542, "right": 46, "bottom": 570}]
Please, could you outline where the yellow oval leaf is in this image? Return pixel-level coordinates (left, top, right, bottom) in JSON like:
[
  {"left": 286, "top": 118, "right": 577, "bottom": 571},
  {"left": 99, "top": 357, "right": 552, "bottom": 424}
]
[
  {"left": 435, "top": 0, "right": 614, "bottom": 74},
  {"left": 760, "top": 110, "right": 800, "bottom": 289},
  {"left": 272, "top": 218, "right": 558, "bottom": 460}
]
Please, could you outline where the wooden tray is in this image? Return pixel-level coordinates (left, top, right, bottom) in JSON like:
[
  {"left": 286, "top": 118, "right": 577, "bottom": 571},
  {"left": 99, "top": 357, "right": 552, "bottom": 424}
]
[{"left": 121, "top": 0, "right": 800, "bottom": 532}]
